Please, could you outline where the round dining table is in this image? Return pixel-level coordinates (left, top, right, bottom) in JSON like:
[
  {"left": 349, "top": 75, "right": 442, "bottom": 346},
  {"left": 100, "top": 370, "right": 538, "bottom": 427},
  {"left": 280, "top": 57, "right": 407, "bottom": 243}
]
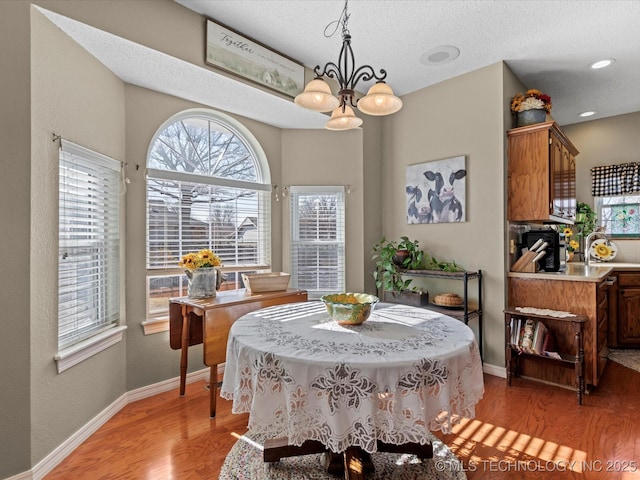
[{"left": 220, "top": 300, "right": 484, "bottom": 461}]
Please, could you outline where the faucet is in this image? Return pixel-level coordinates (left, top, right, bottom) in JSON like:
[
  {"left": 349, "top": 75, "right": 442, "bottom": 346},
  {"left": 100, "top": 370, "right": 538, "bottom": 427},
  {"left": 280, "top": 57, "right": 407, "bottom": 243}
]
[{"left": 584, "top": 228, "right": 607, "bottom": 266}]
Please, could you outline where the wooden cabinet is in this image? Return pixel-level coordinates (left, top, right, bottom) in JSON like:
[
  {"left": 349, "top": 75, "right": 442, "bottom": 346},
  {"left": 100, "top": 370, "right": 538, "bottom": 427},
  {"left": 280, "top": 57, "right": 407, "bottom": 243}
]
[
  {"left": 596, "top": 278, "right": 611, "bottom": 378},
  {"left": 508, "top": 276, "right": 606, "bottom": 388},
  {"left": 507, "top": 121, "right": 579, "bottom": 223},
  {"left": 615, "top": 271, "right": 640, "bottom": 347}
]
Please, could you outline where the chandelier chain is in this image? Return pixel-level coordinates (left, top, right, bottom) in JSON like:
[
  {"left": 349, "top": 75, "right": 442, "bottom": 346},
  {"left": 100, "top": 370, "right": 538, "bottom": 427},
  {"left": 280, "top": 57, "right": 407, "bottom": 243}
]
[{"left": 323, "top": 0, "right": 350, "bottom": 39}]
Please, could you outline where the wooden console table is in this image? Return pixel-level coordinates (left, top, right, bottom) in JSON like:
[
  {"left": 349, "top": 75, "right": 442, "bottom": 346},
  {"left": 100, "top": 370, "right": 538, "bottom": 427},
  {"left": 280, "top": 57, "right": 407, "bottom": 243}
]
[
  {"left": 169, "top": 288, "right": 307, "bottom": 417},
  {"left": 504, "top": 308, "right": 586, "bottom": 404}
]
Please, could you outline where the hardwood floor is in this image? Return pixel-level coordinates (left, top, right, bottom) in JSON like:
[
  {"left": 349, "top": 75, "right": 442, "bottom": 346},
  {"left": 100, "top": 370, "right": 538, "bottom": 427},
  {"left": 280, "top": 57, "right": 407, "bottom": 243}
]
[{"left": 45, "top": 361, "right": 640, "bottom": 480}]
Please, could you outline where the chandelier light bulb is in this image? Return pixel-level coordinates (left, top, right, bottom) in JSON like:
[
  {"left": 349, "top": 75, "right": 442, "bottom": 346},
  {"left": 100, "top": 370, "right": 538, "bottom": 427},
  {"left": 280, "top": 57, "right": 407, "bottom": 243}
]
[
  {"left": 325, "top": 105, "right": 363, "bottom": 131},
  {"left": 357, "top": 82, "right": 403, "bottom": 116},
  {"left": 294, "top": 78, "right": 340, "bottom": 112}
]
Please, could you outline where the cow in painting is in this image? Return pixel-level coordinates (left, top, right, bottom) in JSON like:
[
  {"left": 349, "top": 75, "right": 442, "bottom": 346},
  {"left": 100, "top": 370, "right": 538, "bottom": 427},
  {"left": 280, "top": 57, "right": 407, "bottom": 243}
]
[{"left": 407, "top": 166, "right": 466, "bottom": 223}]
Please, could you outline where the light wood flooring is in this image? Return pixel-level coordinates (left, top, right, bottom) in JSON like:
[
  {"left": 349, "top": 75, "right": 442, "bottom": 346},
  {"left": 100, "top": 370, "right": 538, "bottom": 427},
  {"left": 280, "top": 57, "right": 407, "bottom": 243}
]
[{"left": 44, "top": 360, "right": 640, "bottom": 480}]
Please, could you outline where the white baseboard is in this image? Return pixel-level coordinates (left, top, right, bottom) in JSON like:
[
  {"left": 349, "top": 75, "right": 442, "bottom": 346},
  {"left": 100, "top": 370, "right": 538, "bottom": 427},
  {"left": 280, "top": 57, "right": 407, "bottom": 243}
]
[
  {"left": 127, "top": 368, "right": 210, "bottom": 403},
  {"left": 18, "top": 368, "right": 210, "bottom": 480},
  {"left": 483, "top": 362, "right": 507, "bottom": 378}
]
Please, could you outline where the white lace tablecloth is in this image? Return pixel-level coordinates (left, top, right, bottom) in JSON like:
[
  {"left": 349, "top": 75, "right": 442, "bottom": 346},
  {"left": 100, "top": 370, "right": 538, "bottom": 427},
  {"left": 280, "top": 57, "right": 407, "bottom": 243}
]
[{"left": 220, "top": 302, "right": 484, "bottom": 454}]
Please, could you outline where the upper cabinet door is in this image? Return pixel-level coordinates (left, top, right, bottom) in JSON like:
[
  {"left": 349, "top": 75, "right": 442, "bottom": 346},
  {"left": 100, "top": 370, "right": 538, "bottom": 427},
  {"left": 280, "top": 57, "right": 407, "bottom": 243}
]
[{"left": 507, "top": 121, "right": 579, "bottom": 224}]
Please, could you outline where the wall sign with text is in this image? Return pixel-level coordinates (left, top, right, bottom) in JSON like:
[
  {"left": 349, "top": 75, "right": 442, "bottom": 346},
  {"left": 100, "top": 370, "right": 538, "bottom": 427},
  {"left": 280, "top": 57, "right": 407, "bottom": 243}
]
[{"left": 206, "top": 19, "right": 305, "bottom": 98}]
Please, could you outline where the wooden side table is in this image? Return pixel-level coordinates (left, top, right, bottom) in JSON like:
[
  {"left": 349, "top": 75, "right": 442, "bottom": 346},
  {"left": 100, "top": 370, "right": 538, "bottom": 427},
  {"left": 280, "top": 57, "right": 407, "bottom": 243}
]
[
  {"left": 504, "top": 308, "right": 586, "bottom": 405},
  {"left": 169, "top": 288, "right": 307, "bottom": 417}
]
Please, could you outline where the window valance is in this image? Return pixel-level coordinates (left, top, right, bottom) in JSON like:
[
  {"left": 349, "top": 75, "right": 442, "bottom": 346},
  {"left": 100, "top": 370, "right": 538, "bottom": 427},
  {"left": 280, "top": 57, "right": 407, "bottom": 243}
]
[{"left": 591, "top": 162, "right": 640, "bottom": 196}]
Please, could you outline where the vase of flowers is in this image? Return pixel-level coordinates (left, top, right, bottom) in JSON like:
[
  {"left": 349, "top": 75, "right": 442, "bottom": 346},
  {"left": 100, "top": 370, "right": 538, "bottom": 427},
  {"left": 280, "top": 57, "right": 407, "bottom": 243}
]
[
  {"left": 563, "top": 227, "right": 580, "bottom": 262},
  {"left": 179, "top": 249, "right": 223, "bottom": 298},
  {"left": 511, "top": 89, "right": 552, "bottom": 127}
]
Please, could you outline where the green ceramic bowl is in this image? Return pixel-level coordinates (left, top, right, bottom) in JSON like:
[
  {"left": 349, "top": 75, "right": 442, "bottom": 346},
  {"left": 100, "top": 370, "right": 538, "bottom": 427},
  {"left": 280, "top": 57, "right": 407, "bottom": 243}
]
[{"left": 321, "top": 293, "right": 379, "bottom": 325}]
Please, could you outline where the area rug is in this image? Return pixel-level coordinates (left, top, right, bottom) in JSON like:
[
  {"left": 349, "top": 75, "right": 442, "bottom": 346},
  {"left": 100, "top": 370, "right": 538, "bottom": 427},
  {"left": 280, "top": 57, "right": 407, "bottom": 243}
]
[
  {"left": 219, "top": 431, "right": 466, "bottom": 480},
  {"left": 607, "top": 348, "right": 640, "bottom": 373}
]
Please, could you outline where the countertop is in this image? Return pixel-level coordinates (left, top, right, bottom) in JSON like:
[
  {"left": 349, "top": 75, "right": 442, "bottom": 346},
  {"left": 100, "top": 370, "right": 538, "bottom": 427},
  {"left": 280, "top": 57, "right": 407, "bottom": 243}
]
[{"left": 508, "top": 262, "right": 640, "bottom": 282}]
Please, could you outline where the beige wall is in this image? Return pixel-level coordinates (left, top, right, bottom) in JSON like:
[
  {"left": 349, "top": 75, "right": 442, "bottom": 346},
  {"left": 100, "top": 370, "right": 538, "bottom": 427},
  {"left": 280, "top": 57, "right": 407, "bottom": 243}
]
[
  {"left": 281, "top": 129, "right": 366, "bottom": 293},
  {"left": 564, "top": 111, "right": 640, "bottom": 262},
  {"left": 30, "top": 6, "right": 127, "bottom": 465},
  {"left": 0, "top": 1, "right": 32, "bottom": 476},
  {"left": 382, "top": 63, "right": 509, "bottom": 367}
]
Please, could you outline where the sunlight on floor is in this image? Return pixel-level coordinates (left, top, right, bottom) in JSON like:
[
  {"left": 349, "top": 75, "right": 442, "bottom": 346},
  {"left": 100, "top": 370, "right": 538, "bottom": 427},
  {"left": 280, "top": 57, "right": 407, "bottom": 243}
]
[
  {"left": 447, "top": 418, "right": 594, "bottom": 472},
  {"left": 232, "top": 431, "right": 264, "bottom": 450}
]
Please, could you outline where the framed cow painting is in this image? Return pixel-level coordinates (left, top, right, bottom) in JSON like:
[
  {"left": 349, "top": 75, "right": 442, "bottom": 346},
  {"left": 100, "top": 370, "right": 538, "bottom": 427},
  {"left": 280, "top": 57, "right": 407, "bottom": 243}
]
[{"left": 406, "top": 155, "right": 466, "bottom": 224}]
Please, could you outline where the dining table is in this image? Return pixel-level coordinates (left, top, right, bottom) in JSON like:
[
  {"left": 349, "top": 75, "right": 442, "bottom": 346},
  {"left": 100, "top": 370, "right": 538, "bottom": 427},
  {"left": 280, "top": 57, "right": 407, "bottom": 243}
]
[{"left": 220, "top": 300, "right": 484, "bottom": 478}]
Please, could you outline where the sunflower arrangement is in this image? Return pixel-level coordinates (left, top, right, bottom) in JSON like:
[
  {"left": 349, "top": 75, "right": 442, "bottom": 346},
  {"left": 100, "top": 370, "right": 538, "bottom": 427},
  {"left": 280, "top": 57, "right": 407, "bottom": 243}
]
[
  {"left": 178, "top": 248, "right": 222, "bottom": 270},
  {"left": 511, "top": 89, "right": 552, "bottom": 113},
  {"left": 562, "top": 227, "right": 580, "bottom": 253}
]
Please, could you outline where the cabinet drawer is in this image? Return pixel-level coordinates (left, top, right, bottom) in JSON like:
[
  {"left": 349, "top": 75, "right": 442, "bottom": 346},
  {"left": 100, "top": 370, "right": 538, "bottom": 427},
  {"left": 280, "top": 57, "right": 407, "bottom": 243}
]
[{"left": 618, "top": 272, "right": 640, "bottom": 287}]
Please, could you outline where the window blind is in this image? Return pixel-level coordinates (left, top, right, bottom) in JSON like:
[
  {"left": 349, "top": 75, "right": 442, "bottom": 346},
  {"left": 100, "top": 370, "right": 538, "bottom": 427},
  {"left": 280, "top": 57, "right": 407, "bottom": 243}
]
[
  {"left": 58, "top": 140, "right": 121, "bottom": 349},
  {"left": 290, "top": 186, "right": 345, "bottom": 297},
  {"left": 146, "top": 177, "right": 271, "bottom": 270}
]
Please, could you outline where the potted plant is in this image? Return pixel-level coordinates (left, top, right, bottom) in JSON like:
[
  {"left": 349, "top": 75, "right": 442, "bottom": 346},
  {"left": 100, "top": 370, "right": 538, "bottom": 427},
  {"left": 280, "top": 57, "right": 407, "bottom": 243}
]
[
  {"left": 510, "top": 88, "right": 552, "bottom": 127},
  {"left": 576, "top": 201, "right": 597, "bottom": 237},
  {"left": 562, "top": 227, "right": 580, "bottom": 262},
  {"left": 178, "top": 248, "right": 224, "bottom": 298},
  {"left": 372, "top": 237, "right": 428, "bottom": 306}
]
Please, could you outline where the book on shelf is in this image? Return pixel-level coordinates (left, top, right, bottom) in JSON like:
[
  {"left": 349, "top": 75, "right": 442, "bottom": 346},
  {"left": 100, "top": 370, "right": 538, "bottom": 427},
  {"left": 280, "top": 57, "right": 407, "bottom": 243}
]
[{"left": 509, "top": 316, "right": 557, "bottom": 356}]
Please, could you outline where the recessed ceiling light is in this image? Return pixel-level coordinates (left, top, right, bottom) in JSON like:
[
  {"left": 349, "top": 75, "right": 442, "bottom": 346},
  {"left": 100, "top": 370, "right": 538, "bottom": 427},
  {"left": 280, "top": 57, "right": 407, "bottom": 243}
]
[
  {"left": 579, "top": 111, "right": 596, "bottom": 117},
  {"left": 420, "top": 45, "right": 460, "bottom": 66},
  {"left": 589, "top": 59, "right": 615, "bottom": 69}
]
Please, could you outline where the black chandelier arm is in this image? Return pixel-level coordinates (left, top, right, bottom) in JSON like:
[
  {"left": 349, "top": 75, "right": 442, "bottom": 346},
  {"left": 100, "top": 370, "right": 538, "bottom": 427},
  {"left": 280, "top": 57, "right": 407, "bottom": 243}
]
[
  {"left": 314, "top": 62, "right": 347, "bottom": 87},
  {"left": 350, "top": 65, "right": 387, "bottom": 90}
]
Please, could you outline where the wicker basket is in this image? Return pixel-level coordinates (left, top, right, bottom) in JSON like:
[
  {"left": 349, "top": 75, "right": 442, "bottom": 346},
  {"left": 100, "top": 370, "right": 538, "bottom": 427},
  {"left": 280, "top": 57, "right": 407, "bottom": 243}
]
[{"left": 242, "top": 272, "right": 291, "bottom": 294}]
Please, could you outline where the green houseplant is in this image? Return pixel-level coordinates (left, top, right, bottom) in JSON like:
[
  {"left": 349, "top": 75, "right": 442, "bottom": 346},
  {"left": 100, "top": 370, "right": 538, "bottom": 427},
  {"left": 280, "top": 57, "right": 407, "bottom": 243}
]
[
  {"left": 372, "top": 237, "right": 422, "bottom": 293},
  {"left": 576, "top": 201, "right": 597, "bottom": 237}
]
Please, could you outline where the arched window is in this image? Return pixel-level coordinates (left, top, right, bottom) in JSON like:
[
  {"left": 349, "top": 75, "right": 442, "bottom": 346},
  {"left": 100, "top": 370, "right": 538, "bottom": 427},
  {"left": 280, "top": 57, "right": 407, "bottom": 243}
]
[{"left": 146, "top": 109, "right": 271, "bottom": 320}]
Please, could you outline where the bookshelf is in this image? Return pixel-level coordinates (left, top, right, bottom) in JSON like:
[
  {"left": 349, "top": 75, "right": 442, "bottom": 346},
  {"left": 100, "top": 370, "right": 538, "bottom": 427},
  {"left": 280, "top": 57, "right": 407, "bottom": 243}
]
[{"left": 504, "top": 308, "right": 586, "bottom": 405}]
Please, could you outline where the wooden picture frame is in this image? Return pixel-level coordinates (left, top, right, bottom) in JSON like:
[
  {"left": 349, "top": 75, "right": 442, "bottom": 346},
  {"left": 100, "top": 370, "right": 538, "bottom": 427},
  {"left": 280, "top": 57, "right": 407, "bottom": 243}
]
[{"left": 205, "top": 19, "right": 305, "bottom": 98}]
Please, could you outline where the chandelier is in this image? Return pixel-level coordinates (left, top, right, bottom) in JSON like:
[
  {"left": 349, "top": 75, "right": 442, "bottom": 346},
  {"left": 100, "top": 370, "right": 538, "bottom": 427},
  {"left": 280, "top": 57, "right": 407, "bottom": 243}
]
[{"left": 294, "top": 0, "right": 403, "bottom": 130}]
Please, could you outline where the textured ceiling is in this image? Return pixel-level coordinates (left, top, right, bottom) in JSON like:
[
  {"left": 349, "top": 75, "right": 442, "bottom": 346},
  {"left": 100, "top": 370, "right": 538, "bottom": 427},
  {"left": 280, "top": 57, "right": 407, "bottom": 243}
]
[
  {"left": 177, "top": 0, "right": 640, "bottom": 127},
  {"left": 37, "top": 1, "right": 640, "bottom": 128}
]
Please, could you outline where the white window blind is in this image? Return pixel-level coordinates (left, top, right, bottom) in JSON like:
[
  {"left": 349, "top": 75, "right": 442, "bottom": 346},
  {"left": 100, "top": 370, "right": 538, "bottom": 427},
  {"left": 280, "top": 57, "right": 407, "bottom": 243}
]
[
  {"left": 58, "top": 140, "right": 121, "bottom": 350},
  {"left": 146, "top": 175, "right": 271, "bottom": 269},
  {"left": 290, "top": 186, "right": 345, "bottom": 297}
]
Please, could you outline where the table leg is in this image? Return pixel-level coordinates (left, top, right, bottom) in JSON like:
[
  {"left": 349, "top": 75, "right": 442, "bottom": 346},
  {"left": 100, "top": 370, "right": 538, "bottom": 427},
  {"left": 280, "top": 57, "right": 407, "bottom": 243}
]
[
  {"left": 179, "top": 305, "right": 190, "bottom": 396},
  {"left": 210, "top": 365, "right": 217, "bottom": 418},
  {"left": 344, "top": 447, "right": 367, "bottom": 480},
  {"left": 264, "top": 438, "right": 431, "bottom": 478}
]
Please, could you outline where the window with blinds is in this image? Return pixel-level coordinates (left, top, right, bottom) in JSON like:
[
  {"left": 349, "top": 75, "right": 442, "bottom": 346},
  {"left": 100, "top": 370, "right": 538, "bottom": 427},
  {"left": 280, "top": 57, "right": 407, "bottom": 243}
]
[
  {"left": 58, "top": 140, "right": 121, "bottom": 350},
  {"left": 146, "top": 111, "right": 271, "bottom": 320},
  {"left": 290, "top": 186, "right": 345, "bottom": 298}
]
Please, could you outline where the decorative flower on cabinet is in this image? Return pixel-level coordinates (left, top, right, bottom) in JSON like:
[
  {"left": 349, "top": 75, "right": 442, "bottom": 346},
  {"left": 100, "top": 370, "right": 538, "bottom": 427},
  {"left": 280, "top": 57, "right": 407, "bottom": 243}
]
[{"left": 511, "top": 89, "right": 552, "bottom": 113}]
